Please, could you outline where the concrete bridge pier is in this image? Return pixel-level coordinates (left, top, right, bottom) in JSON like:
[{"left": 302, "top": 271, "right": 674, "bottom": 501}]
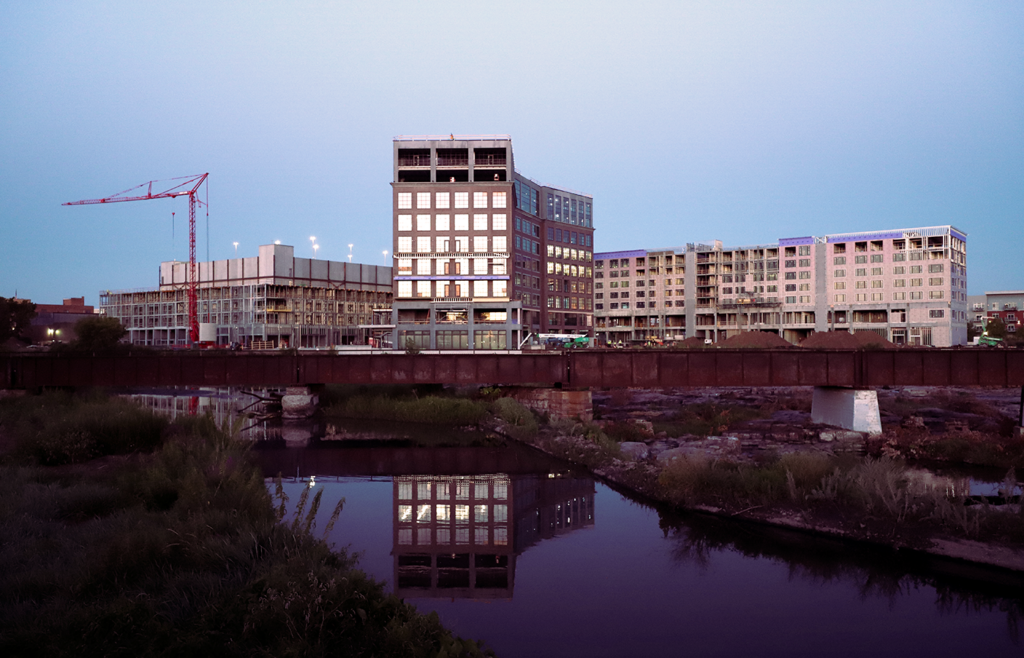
[
  {"left": 508, "top": 386, "right": 593, "bottom": 422},
  {"left": 282, "top": 385, "right": 319, "bottom": 419},
  {"left": 811, "top": 387, "right": 882, "bottom": 435}
]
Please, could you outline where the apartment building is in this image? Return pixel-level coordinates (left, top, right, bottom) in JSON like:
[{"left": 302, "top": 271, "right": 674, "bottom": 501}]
[
  {"left": 391, "top": 135, "right": 594, "bottom": 350},
  {"left": 595, "top": 225, "right": 968, "bottom": 347},
  {"left": 100, "top": 243, "right": 392, "bottom": 348},
  {"left": 982, "top": 291, "right": 1023, "bottom": 335}
]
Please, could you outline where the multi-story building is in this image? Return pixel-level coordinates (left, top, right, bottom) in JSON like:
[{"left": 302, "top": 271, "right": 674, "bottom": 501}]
[
  {"left": 982, "top": 291, "right": 1023, "bottom": 336},
  {"left": 390, "top": 135, "right": 594, "bottom": 350},
  {"left": 595, "top": 225, "right": 968, "bottom": 347},
  {"left": 100, "top": 243, "right": 392, "bottom": 348}
]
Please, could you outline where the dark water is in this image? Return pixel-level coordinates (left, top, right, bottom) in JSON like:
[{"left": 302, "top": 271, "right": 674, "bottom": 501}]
[{"left": 255, "top": 441, "right": 1024, "bottom": 658}]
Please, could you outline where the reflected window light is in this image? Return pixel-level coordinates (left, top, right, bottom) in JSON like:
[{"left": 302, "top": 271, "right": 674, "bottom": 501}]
[
  {"left": 474, "top": 479, "right": 489, "bottom": 499},
  {"left": 494, "top": 527, "right": 508, "bottom": 546},
  {"left": 436, "top": 504, "right": 451, "bottom": 522},
  {"left": 474, "top": 527, "right": 489, "bottom": 545},
  {"left": 398, "top": 481, "right": 412, "bottom": 500},
  {"left": 417, "top": 504, "right": 431, "bottom": 523},
  {"left": 474, "top": 505, "right": 488, "bottom": 523},
  {"left": 455, "top": 505, "right": 470, "bottom": 523},
  {"left": 493, "top": 480, "right": 508, "bottom": 500},
  {"left": 435, "top": 481, "right": 449, "bottom": 499},
  {"left": 417, "top": 481, "right": 432, "bottom": 499},
  {"left": 398, "top": 505, "right": 412, "bottom": 522},
  {"left": 493, "top": 504, "right": 507, "bottom": 523},
  {"left": 456, "top": 480, "right": 470, "bottom": 500},
  {"left": 308, "top": 475, "right": 316, "bottom": 488}
]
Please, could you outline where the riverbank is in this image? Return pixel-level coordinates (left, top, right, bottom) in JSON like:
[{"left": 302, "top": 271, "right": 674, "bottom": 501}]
[
  {"left": 487, "top": 396, "right": 1024, "bottom": 574},
  {"left": 0, "top": 391, "right": 493, "bottom": 657}
]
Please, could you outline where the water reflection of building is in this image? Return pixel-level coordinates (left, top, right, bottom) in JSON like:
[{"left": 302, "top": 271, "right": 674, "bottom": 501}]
[
  {"left": 393, "top": 472, "right": 594, "bottom": 599},
  {"left": 124, "top": 389, "right": 275, "bottom": 441}
]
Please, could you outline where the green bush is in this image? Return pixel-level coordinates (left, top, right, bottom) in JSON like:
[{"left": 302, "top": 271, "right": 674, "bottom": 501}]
[
  {"left": 326, "top": 394, "right": 490, "bottom": 426},
  {"left": 492, "top": 397, "right": 538, "bottom": 438}
]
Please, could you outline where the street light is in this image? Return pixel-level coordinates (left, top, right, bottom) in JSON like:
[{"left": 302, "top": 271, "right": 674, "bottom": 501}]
[
  {"left": 233, "top": 241, "right": 239, "bottom": 258},
  {"left": 348, "top": 243, "right": 354, "bottom": 263},
  {"left": 382, "top": 249, "right": 388, "bottom": 263},
  {"left": 310, "top": 236, "right": 317, "bottom": 257},
  {"left": 313, "top": 243, "right": 319, "bottom": 259}
]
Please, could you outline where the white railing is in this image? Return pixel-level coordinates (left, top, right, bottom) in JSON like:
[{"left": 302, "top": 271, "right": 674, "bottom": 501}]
[{"left": 394, "top": 134, "right": 511, "bottom": 142}]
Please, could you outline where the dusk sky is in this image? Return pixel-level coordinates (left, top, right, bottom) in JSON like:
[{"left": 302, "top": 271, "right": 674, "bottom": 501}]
[{"left": 2, "top": 1, "right": 1021, "bottom": 306}]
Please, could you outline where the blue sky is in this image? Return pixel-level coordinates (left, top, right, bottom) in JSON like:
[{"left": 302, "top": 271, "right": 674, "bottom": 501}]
[{"left": 2, "top": 1, "right": 1021, "bottom": 306}]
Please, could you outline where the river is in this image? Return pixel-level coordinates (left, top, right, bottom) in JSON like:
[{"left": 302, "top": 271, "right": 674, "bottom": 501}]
[{"left": 253, "top": 438, "right": 1023, "bottom": 657}]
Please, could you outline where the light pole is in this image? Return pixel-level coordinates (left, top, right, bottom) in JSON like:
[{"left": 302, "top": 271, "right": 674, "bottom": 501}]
[{"left": 348, "top": 243, "right": 354, "bottom": 263}]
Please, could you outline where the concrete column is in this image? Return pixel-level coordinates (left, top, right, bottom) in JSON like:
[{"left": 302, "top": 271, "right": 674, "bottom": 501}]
[
  {"left": 282, "top": 385, "right": 318, "bottom": 419},
  {"left": 811, "top": 387, "right": 882, "bottom": 434}
]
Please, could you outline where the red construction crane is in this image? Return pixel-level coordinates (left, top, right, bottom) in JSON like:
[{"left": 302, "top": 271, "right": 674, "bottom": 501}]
[{"left": 64, "top": 174, "right": 209, "bottom": 344}]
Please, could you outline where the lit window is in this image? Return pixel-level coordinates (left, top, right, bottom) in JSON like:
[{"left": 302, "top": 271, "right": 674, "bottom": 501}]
[
  {"left": 435, "top": 192, "right": 450, "bottom": 209},
  {"left": 454, "top": 214, "right": 469, "bottom": 230},
  {"left": 455, "top": 504, "right": 470, "bottom": 522},
  {"left": 436, "top": 504, "right": 450, "bottom": 521},
  {"left": 416, "top": 504, "right": 431, "bottom": 523},
  {"left": 474, "top": 192, "right": 488, "bottom": 208},
  {"left": 397, "top": 214, "right": 412, "bottom": 231},
  {"left": 474, "top": 505, "right": 488, "bottom": 522},
  {"left": 435, "top": 214, "right": 450, "bottom": 231},
  {"left": 474, "top": 214, "right": 488, "bottom": 230},
  {"left": 473, "top": 280, "right": 488, "bottom": 297},
  {"left": 398, "top": 505, "right": 412, "bottom": 522},
  {"left": 416, "top": 192, "right": 430, "bottom": 209},
  {"left": 416, "top": 259, "right": 431, "bottom": 275},
  {"left": 492, "top": 214, "right": 506, "bottom": 230},
  {"left": 494, "top": 527, "right": 508, "bottom": 546},
  {"left": 473, "top": 236, "right": 488, "bottom": 252},
  {"left": 416, "top": 237, "right": 431, "bottom": 253},
  {"left": 397, "top": 281, "right": 412, "bottom": 298},
  {"left": 397, "top": 237, "right": 412, "bottom": 253},
  {"left": 493, "top": 504, "right": 507, "bottom": 522},
  {"left": 493, "top": 191, "right": 507, "bottom": 208},
  {"left": 493, "top": 236, "right": 507, "bottom": 252},
  {"left": 474, "top": 527, "right": 489, "bottom": 545},
  {"left": 416, "top": 281, "right": 431, "bottom": 297},
  {"left": 454, "top": 192, "right": 469, "bottom": 208},
  {"left": 397, "top": 193, "right": 412, "bottom": 209},
  {"left": 417, "top": 214, "right": 430, "bottom": 231},
  {"left": 474, "top": 258, "right": 488, "bottom": 275}
]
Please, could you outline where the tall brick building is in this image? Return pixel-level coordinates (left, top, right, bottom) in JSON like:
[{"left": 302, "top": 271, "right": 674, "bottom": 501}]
[{"left": 390, "top": 135, "right": 594, "bottom": 350}]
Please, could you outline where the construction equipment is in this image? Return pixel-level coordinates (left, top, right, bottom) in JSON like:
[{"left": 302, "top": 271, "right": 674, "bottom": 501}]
[{"left": 64, "top": 174, "right": 209, "bottom": 343}]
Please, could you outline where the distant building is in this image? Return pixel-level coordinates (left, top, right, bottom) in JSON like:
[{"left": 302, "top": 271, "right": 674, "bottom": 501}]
[
  {"left": 983, "top": 291, "right": 1023, "bottom": 335},
  {"left": 100, "top": 243, "right": 392, "bottom": 348},
  {"left": 26, "top": 297, "right": 96, "bottom": 344},
  {"left": 594, "top": 225, "right": 968, "bottom": 347},
  {"left": 390, "top": 135, "right": 594, "bottom": 350}
]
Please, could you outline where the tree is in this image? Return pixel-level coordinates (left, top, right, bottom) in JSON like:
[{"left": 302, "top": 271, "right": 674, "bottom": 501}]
[
  {"left": 0, "top": 297, "right": 36, "bottom": 343},
  {"left": 73, "top": 316, "right": 127, "bottom": 351},
  {"left": 985, "top": 316, "right": 1007, "bottom": 339}
]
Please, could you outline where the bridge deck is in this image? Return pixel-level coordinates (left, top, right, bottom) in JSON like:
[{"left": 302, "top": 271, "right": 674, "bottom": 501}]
[{"left": 3, "top": 349, "right": 1022, "bottom": 389}]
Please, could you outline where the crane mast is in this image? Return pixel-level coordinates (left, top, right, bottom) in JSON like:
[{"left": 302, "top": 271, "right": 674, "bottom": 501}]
[{"left": 64, "top": 173, "right": 209, "bottom": 344}]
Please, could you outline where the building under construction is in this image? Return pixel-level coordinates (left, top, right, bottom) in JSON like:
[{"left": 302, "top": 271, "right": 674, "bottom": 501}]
[{"left": 100, "top": 243, "right": 392, "bottom": 348}]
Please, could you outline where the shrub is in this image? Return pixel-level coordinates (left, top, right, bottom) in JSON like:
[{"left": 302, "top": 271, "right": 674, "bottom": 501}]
[{"left": 492, "top": 397, "right": 538, "bottom": 438}]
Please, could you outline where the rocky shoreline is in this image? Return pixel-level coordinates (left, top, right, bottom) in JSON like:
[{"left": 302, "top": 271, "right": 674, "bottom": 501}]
[{"left": 491, "top": 385, "right": 1024, "bottom": 574}]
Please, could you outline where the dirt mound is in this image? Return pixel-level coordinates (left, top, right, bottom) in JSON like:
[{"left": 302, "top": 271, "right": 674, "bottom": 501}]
[
  {"left": 717, "top": 331, "right": 793, "bottom": 348},
  {"left": 801, "top": 331, "right": 896, "bottom": 349}
]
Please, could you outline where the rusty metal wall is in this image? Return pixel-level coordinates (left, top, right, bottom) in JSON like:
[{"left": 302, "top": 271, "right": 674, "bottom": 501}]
[{"left": 1, "top": 349, "right": 1021, "bottom": 389}]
